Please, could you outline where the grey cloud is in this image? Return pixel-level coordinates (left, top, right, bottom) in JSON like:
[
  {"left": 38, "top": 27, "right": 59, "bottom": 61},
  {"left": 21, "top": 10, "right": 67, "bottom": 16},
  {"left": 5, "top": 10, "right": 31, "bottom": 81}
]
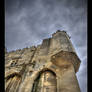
[
  {"left": 5, "top": 0, "right": 87, "bottom": 92},
  {"left": 77, "top": 58, "right": 87, "bottom": 92}
]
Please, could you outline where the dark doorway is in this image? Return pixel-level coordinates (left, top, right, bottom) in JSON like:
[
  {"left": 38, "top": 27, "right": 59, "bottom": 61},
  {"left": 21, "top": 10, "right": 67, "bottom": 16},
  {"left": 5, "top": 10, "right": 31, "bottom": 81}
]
[{"left": 32, "top": 70, "right": 57, "bottom": 92}]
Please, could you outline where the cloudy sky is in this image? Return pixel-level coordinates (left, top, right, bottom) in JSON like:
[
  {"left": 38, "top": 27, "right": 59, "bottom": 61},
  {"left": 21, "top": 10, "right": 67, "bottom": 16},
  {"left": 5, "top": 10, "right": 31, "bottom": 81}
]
[{"left": 5, "top": 0, "right": 87, "bottom": 92}]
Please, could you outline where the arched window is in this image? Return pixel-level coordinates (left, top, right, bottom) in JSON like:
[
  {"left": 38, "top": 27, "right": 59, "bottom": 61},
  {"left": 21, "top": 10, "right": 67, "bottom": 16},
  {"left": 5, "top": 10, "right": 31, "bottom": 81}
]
[
  {"left": 5, "top": 73, "right": 21, "bottom": 92},
  {"left": 10, "top": 60, "right": 17, "bottom": 67},
  {"left": 32, "top": 70, "right": 57, "bottom": 92}
]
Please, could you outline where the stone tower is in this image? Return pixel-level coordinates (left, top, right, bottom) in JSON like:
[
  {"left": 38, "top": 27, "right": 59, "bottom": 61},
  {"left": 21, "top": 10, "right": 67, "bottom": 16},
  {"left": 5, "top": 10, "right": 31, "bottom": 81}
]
[{"left": 5, "top": 30, "right": 81, "bottom": 92}]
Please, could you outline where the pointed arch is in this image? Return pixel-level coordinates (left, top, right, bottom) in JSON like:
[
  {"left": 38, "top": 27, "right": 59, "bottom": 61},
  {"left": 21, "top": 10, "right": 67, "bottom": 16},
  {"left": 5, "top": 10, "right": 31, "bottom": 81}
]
[
  {"left": 5, "top": 73, "right": 21, "bottom": 92},
  {"left": 32, "top": 68, "right": 57, "bottom": 92}
]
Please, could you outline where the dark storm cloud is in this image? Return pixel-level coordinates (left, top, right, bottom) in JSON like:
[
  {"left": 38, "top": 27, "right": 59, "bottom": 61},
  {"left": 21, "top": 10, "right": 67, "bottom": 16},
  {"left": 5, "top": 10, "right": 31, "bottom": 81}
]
[{"left": 5, "top": 0, "right": 87, "bottom": 92}]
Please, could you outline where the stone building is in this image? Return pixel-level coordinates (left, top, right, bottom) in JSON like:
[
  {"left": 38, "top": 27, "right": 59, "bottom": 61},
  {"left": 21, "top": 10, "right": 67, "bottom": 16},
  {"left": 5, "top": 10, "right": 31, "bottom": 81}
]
[{"left": 5, "top": 30, "right": 81, "bottom": 92}]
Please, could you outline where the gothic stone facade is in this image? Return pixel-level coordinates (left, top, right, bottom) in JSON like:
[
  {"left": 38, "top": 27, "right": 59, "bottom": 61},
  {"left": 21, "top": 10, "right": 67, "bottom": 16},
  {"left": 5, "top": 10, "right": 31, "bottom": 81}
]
[{"left": 5, "top": 30, "right": 81, "bottom": 92}]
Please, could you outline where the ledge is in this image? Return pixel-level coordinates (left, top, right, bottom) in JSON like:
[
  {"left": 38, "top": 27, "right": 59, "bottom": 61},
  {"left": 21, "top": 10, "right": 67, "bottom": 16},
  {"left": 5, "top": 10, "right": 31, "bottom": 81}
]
[{"left": 51, "top": 51, "right": 81, "bottom": 73}]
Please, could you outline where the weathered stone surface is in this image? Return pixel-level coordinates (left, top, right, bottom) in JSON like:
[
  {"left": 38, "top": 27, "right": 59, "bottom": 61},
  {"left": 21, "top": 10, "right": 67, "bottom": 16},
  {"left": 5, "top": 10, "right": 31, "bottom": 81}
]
[{"left": 5, "top": 30, "right": 81, "bottom": 92}]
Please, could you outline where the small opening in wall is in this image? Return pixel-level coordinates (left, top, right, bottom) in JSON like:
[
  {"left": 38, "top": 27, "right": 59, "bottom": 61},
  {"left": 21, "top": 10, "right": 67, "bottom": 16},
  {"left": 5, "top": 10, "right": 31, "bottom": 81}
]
[{"left": 10, "top": 60, "right": 17, "bottom": 67}]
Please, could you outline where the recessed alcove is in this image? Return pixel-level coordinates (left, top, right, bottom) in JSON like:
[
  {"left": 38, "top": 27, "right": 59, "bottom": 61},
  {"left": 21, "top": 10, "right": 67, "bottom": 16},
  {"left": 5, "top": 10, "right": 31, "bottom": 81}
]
[{"left": 32, "top": 69, "right": 57, "bottom": 92}]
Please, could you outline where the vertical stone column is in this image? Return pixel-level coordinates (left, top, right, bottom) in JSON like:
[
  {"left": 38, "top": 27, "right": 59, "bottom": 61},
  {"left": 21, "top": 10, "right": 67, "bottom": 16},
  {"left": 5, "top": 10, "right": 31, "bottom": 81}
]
[
  {"left": 51, "top": 50, "right": 81, "bottom": 92},
  {"left": 59, "top": 66, "right": 80, "bottom": 92},
  {"left": 18, "top": 74, "right": 34, "bottom": 92}
]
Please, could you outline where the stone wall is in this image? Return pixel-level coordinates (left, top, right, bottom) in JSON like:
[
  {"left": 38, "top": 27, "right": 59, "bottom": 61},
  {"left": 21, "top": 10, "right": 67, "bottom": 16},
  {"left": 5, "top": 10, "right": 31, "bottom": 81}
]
[{"left": 5, "top": 30, "right": 81, "bottom": 92}]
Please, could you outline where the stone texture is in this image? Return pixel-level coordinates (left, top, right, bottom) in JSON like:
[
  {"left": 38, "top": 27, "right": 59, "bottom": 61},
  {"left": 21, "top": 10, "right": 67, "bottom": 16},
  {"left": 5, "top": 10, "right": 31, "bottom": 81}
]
[{"left": 5, "top": 30, "right": 81, "bottom": 92}]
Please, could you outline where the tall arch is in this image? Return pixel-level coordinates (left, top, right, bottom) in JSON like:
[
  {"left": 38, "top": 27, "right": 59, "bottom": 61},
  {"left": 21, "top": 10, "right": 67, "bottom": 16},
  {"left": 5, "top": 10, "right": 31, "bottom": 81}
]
[
  {"left": 5, "top": 73, "right": 21, "bottom": 92},
  {"left": 32, "top": 69, "right": 57, "bottom": 92}
]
